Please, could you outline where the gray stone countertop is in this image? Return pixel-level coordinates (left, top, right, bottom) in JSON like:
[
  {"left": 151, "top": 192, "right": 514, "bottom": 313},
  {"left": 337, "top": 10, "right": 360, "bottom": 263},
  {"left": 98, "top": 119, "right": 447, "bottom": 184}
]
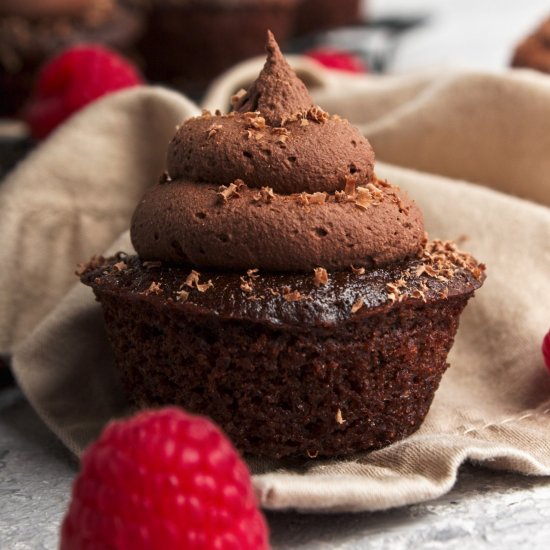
[{"left": 1, "top": 386, "right": 550, "bottom": 550}]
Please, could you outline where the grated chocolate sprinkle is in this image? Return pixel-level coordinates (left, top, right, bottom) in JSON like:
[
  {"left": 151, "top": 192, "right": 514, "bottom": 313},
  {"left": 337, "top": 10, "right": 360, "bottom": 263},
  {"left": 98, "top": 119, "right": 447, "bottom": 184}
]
[
  {"left": 351, "top": 297, "right": 364, "bottom": 313},
  {"left": 144, "top": 281, "right": 163, "bottom": 296},
  {"left": 217, "top": 180, "right": 245, "bottom": 204},
  {"left": 313, "top": 267, "right": 329, "bottom": 287},
  {"left": 176, "top": 289, "right": 189, "bottom": 302},
  {"left": 207, "top": 124, "right": 223, "bottom": 139},
  {"left": 283, "top": 289, "right": 303, "bottom": 302}
]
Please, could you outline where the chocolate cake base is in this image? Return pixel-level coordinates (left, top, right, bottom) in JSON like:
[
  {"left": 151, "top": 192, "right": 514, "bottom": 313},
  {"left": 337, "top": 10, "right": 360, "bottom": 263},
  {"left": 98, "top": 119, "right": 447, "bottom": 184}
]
[{"left": 81, "top": 245, "right": 484, "bottom": 458}]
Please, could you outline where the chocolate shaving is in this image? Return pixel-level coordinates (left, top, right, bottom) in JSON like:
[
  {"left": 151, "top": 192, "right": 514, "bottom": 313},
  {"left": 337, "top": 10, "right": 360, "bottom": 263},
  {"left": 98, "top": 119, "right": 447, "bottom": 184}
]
[
  {"left": 75, "top": 255, "right": 105, "bottom": 276},
  {"left": 240, "top": 276, "right": 253, "bottom": 294},
  {"left": 313, "top": 267, "right": 329, "bottom": 287},
  {"left": 252, "top": 186, "right": 275, "bottom": 204},
  {"left": 366, "top": 182, "right": 384, "bottom": 201},
  {"left": 344, "top": 176, "right": 357, "bottom": 197},
  {"left": 244, "top": 112, "right": 266, "bottom": 130},
  {"left": 351, "top": 297, "right": 364, "bottom": 313},
  {"left": 309, "top": 192, "right": 327, "bottom": 205},
  {"left": 272, "top": 127, "right": 290, "bottom": 136},
  {"left": 416, "top": 265, "right": 427, "bottom": 277},
  {"left": 184, "top": 270, "right": 200, "bottom": 288},
  {"left": 410, "top": 289, "right": 427, "bottom": 302},
  {"left": 113, "top": 261, "right": 127, "bottom": 272},
  {"left": 297, "top": 193, "right": 310, "bottom": 207},
  {"left": 176, "top": 290, "right": 189, "bottom": 302},
  {"left": 355, "top": 186, "right": 371, "bottom": 210},
  {"left": 335, "top": 409, "right": 346, "bottom": 424},
  {"left": 307, "top": 450, "right": 319, "bottom": 459},
  {"left": 207, "top": 124, "right": 223, "bottom": 139},
  {"left": 231, "top": 88, "right": 247, "bottom": 106},
  {"left": 335, "top": 190, "right": 348, "bottom": 203},
  {"left": 144, "top": 281, "right": 163, "bottom": 296},
  {"left": 283, "top": 289, "right": 303, "bottom": 302},
  {"left": 386, "top": 282, "right": 401, "bottom": 303},
  {"left": 183, "top": 270, "right": 213, "bottom": 293},
  {"left": 217, "top": 180, "right": 245, "bottom": 204},
  {"left": 307, "top": 106, "right": 329, "bottom": 123},
  {"left": 350, "top": 265, "right": 365, "bottom": 275},
  {"left": 196, "top": 280, "right": 214, "bottom": 293}
]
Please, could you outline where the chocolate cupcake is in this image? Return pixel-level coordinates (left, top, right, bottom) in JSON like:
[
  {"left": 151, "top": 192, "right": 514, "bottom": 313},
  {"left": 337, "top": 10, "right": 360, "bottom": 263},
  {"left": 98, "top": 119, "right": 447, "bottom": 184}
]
[
  {"left": 512, "top": 16, "right": 550, "bottom": 74},
  {"left": 295, "top": 0, "right": 361, "bottom": 37},
  {"left": 81, "top": 33, "right": 485, "bottom": 459},
  {"left": 0, "top": 0, "right": 142, "bottom": 117},
  {"left": 124, "top": 0, "right": 297, "bottom": 95}
]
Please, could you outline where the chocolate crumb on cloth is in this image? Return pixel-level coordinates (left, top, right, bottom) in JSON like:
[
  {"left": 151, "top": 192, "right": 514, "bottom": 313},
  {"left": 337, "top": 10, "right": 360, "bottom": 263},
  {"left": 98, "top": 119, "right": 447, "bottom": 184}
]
[{"left": 80, "top": 32, "right": 485, "bottom": 459}]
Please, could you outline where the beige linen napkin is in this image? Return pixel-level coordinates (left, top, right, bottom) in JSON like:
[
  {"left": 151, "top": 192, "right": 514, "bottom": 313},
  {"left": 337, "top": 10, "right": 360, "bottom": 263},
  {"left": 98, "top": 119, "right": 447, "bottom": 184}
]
[{"left": 3, "top": 65, "right": 550, "bottom": 512}]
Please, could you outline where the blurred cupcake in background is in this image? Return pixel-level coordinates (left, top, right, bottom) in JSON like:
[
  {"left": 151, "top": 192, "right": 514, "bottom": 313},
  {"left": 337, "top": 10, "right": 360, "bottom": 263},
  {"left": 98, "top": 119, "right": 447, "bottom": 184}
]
[
  {"left": 124, "top": 0, "right": 298, "bottom": 96},
  {"left": 512, "top": 15, "right": 550, "bottom": 74},
  {"left": 0, "top": 0, "right": 142, "bottom": 118}
]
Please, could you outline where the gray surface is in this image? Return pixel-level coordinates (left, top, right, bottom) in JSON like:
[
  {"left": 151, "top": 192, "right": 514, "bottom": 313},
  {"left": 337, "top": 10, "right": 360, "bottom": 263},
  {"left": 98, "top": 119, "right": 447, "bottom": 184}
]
[{"left": 1, "top": 387, "right": 550, "bottom": 549}]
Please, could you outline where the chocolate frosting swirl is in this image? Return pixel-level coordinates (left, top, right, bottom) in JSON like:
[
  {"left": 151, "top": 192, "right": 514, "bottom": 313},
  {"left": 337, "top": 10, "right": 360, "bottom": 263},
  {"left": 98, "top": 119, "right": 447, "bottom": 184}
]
[{"left": 131, "top": 32, "right": 425, "bottom": 272}]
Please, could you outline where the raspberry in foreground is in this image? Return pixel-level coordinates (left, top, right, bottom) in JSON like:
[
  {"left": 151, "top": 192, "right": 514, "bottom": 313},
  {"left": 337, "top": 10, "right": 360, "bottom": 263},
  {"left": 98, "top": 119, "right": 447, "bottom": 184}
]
[
  {"left": 25, "top": 44, "right": 143, "bottom": 139},
  {"left": 60, "top": 407, "right": 269, "bottom": 550},
  {"left": 543, "top": 329, "right": 550, "bottom": 372},
  {"left": 305, "top": 48, "right": 367, "bottom": 73}
]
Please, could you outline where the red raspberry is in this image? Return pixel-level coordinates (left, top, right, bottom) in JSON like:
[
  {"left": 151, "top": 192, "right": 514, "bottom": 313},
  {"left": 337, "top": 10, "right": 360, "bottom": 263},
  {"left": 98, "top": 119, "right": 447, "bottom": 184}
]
[
  {"left": 60, "top": 408, "right": 269, "bottom": 550},
  {"left": 543, "top": 329, "right": 550, "bottom": 372},
  {"left": 24, "top": 44, "right": 143, "bottom": 139},
  {"left": 305, "top": 48, "right": 367, "bottom": 74}
]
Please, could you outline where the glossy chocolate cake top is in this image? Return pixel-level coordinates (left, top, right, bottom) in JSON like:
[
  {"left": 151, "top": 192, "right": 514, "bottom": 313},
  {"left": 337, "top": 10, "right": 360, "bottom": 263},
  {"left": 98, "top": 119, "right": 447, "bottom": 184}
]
[
  {"left": 80, "top": 240, "right": 485, "bottom": 327},
  {"left": 130, "top": 31, "right": 426, "bottom": 272}
]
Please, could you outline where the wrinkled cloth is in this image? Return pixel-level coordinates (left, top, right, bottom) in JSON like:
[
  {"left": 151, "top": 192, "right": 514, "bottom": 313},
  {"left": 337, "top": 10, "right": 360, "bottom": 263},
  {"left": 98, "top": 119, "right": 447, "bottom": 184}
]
[{"left": 3, "top": 64, "right": 550, "bottom": 511}]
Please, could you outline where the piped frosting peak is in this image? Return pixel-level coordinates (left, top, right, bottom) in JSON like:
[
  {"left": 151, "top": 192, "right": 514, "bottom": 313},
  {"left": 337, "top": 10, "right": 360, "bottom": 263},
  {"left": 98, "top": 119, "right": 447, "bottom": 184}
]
[
  {"left": 232, "top": 30, "right": 313, "bottom": 126},
  {"left": 130, "top": 33, "right": 425, "bottom": 272}
]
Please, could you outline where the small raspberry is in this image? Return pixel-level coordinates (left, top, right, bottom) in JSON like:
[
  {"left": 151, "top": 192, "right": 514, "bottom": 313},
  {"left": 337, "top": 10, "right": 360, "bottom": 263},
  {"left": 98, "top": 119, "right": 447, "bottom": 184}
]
[
  {"left": 60, "top": 408, "right": 269, "bottom": 550},
  {"left": 305, "top": 48, "right": 367, "bottom": 74},
  {"left": 24, "top": 44, "right": 143, "bottom": 139},
  {"left": 543, "top": 329, "right": 550, "bottom": 372}
]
